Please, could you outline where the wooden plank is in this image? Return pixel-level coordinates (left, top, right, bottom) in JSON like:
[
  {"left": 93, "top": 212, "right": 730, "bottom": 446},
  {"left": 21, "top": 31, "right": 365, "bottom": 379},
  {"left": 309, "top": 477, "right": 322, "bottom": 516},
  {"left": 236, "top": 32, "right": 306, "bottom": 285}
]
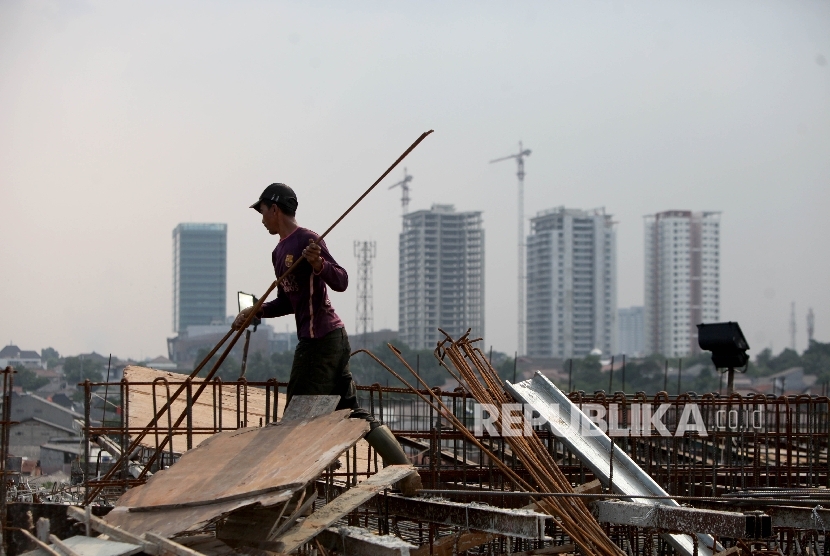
[
  {"left": 265, "top": 485, "right": 318, "bottom": 540},
  {"left": 144, "top": 533, "right": 206, "bottom": 556},
  {"left": 15, "top": 528, "right": 62, "bottom": 556},
  {"left": 216, "top": 484, "right": 316, "bottom": 544},
  {"left": 174, "top": 535, "right": 237, "bottom": 556},
  {"left": 281, "top": 396, "right": 340, "bottom": 422},
  {"left": 67, "top": 507, "right": 157, "bottom": 556},
  {"left": 272, "top": 465, "right": 415, "bottom": 554},
  {"left": 49, "top": 536, "right": 83, "bottom": 556}
]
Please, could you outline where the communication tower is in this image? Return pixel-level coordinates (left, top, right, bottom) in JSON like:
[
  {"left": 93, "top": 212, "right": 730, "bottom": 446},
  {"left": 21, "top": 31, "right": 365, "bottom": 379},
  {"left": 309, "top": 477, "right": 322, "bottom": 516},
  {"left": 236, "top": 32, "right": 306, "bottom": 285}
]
[{"left": 354, "top": 241, "right": 377, "bottom": 347}]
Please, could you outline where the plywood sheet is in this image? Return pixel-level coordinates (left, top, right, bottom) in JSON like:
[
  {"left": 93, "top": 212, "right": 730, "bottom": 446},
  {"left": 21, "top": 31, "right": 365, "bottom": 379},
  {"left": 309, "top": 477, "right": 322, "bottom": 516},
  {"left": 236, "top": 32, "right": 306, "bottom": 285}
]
[
  {"left": 272, "top": 465, "right": 415, "bottom": 554},
  {"left": 122, "top": 366, "right": 286, "bottom": 450},
  {"left": 105, "top": 409, "right": 370, "bottom": 538},
  {"left": 103, "top": 491, "right": 293, "bottom": 539}
]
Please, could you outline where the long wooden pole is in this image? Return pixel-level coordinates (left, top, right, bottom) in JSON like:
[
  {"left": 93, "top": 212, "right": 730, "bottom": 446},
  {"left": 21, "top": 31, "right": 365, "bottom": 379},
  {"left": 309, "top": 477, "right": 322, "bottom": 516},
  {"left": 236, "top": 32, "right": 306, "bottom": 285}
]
[{"left": 86, "top": 130, "right": 434, "bottom": 503}]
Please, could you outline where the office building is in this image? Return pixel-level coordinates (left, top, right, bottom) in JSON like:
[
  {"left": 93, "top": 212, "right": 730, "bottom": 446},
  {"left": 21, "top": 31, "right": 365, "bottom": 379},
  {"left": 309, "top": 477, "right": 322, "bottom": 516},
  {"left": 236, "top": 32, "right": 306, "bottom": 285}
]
[
  {"left": 399, "top": 205, "right": 484, "bottom": 350},
  {"left": 644, "top": 211, "right": 720, "bottom": 357},
  {"left": 526, "top": 207, "right": 617, "bottom": 358},
  {"left": 618, "top": 306, "right": 645, "bottom": 357},
  {"left": 173, "top": 223, "right": 227, "bottom": 333}
]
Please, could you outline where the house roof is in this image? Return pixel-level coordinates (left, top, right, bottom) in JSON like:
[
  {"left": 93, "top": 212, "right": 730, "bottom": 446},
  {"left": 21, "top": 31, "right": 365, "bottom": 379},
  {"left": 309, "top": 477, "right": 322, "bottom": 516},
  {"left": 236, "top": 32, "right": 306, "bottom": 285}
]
[
  {"left": 766, "top": 366, "right": 804, "bottom": 380},
  {"left": 18, "top": 350, "right": 41, "bottom": 359},
  {"left": 77, "top": 352, "right": 109, "bottom": 363},
  {"left": 15, "top": 392, "right": 85, "bottom": 419},
  {"left": 16, "top": 417, "right": 79, "bottom": 435},
  {"left": 41, "top": 442, "right": 86, "bottom": 455},
  {"left": 0, "top": 345, "right": 21, "bottom": 358}
]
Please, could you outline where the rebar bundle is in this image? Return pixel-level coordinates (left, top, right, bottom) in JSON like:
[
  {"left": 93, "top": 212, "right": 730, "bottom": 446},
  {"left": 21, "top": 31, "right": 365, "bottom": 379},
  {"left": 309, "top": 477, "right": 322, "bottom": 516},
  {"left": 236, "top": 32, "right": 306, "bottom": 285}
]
[
  {"left": 362, "top": 332, "right": 623, "bottom": 556},
  {"left": 434, "top": 331, "right": 624, "bottom": 556}
]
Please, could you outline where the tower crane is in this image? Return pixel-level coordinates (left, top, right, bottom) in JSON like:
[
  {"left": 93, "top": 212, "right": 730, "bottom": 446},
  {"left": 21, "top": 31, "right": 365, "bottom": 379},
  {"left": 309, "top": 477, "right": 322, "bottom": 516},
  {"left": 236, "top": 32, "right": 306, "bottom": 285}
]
[
  {"left": 490, "top": 142, "right": 532, "bottom": 356},
  {"left": 389, "top": 168, "right": 413, "bottom": 215}
]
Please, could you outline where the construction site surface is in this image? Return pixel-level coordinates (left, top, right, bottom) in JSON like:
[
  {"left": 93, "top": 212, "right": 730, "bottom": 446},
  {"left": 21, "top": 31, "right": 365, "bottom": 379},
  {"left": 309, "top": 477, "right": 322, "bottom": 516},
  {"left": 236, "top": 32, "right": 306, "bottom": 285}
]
[{"left": 2, "top": 333, "right": 830, "bottom": 556}]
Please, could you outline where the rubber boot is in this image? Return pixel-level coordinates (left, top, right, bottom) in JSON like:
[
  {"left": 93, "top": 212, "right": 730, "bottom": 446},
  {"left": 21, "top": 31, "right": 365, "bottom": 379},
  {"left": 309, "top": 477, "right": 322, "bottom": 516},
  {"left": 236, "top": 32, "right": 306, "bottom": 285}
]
[{"left": 365, "top": 425, "right": 423, "bottom": 496}]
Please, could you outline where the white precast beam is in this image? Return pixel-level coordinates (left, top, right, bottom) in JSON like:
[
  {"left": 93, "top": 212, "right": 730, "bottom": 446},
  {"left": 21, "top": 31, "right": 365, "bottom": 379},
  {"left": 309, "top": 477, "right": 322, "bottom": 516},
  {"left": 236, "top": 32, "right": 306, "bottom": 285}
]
[{"left": 506, "top": 372, "right": 720, "bottom": 556}]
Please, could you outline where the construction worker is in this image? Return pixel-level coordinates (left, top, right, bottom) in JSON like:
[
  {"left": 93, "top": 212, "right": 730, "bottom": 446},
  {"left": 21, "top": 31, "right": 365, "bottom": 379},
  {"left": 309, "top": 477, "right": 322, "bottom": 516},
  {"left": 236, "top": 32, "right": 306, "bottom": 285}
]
[{"left": 234, "top": 183, "right": 422, "bottom": 495}]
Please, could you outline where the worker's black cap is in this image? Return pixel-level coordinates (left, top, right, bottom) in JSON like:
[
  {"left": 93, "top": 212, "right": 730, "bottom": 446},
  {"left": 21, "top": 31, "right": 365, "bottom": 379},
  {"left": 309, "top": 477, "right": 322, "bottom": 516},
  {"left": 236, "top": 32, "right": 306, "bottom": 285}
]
[{"left": 250, "top": 183, "right": 299, "bottom": 213}]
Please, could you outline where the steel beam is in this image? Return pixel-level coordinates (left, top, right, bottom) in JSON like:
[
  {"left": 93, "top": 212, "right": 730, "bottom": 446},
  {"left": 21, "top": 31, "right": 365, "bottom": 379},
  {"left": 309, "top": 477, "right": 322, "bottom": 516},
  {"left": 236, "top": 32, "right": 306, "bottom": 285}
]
[{"left": 507, "top": 372, "right": 721, "bottom": 556}]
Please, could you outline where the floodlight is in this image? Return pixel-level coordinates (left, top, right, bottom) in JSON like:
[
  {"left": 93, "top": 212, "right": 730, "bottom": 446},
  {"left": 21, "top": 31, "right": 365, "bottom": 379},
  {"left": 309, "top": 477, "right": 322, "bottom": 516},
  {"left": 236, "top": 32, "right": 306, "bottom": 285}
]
[{"left": 697, "top": 321, "right": 749, "bottom": 394}]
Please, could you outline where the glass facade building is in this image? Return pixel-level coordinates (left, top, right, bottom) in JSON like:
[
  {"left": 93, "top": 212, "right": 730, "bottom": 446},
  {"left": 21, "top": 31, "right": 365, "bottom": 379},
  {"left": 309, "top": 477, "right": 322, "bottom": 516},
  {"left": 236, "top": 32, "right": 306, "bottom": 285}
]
[{"left": 173, "top": 223, "right": 227, "bottom": 333}]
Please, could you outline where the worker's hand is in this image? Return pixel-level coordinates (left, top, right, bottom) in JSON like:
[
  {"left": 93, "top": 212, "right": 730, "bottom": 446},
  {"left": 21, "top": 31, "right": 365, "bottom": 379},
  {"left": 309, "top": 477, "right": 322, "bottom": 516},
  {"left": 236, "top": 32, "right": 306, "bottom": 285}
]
[
  {"left": 303, "top": 239, "right": 324, "bottom": 273},
  {"left": 233, "top": 307, "right": 256, "bottom": 330}
]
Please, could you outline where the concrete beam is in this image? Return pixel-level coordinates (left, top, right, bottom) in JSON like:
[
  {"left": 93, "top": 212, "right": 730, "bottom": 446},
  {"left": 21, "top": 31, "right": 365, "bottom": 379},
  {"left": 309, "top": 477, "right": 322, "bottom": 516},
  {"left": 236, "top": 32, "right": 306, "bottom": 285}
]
[
  {"left": 767, "top": 506, "right": 830, "bottom": 531},
  {"left": 593, "top": 501, "right": 767, "bottom": 539},
  {"left": 316, "top": 526, "right": 416, "bottom": 556},
  {"left": 383, "top": 495, "right": 551, "bottom": 539},
  {"left": 316, "top": 481, "right": 551, "bottom": 540}
]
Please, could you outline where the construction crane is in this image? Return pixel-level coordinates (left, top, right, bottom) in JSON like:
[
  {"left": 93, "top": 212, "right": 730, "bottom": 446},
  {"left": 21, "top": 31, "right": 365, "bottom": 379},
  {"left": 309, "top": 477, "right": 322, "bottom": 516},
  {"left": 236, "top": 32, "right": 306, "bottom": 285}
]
[
  {"left": 490, "top": 142, "right": 532, "bottom": 356},
  {"left": 388, "top": 168, "right": 413, "bottom": 215}
]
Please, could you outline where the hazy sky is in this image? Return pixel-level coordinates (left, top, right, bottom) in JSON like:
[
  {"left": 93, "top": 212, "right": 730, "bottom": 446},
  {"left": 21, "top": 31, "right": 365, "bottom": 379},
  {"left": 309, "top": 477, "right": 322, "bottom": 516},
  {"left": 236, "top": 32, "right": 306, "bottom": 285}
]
[{"left": 2, "top": 1, "right": 828, "bottom": 361}]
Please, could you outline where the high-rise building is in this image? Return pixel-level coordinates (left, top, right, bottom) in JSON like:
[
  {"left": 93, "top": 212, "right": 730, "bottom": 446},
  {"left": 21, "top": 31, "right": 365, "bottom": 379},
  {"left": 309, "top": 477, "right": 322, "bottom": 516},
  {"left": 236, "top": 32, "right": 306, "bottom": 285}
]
[
  {"left": 173, "top": 223, "right": 227, "bottom": 333},
  {"left": 618, "top": 306, "right": 645, "bottom": 357},
  {"left": 644, "top": 211, "right": 720, "bottom": 357},
  {"left": 398, "top": 205, "right": 484, "bottom": 350},
  {"left": 526, "top": 207, "right": 617, "bottom": 358}
]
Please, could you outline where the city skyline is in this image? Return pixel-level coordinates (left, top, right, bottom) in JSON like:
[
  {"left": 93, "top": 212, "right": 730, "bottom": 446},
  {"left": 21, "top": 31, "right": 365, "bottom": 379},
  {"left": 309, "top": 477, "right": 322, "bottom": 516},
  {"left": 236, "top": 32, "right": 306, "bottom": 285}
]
[{"left": 2, "top": 2, "right": 828, "bottom": 359}]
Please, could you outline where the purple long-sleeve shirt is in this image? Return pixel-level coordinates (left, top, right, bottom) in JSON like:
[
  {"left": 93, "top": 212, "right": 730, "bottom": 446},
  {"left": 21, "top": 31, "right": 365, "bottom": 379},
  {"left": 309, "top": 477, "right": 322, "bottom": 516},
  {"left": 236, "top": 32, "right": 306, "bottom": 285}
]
[{"left": 259, "top": 227, "right": 347, "bottom": 339}]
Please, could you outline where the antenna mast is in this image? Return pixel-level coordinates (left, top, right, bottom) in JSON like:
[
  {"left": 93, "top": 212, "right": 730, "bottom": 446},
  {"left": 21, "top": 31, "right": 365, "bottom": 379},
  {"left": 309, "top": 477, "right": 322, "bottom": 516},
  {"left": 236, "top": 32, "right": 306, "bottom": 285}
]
[
  {"left": 388, "top": 168, "right": 413, "bottom": 215},
  {"left": 490, "top": 142, "right": 532, "bottom": 356},
  {"left": 354, "top": 241, "right": 377, "bottom": 348}
]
